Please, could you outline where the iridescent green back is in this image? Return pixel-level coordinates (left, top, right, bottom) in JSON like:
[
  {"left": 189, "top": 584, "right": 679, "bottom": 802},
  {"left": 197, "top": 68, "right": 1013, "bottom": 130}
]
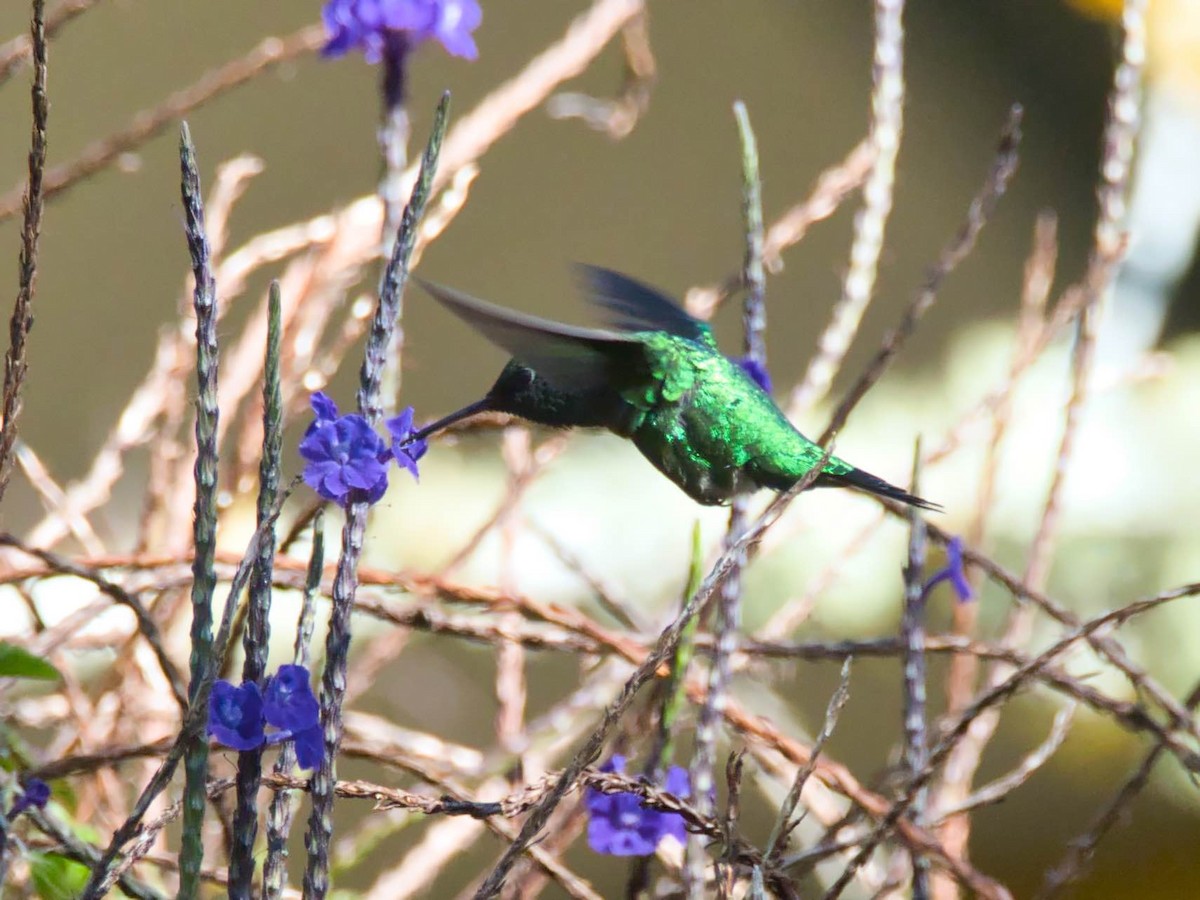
[{"left": 619, "top": 331, "right": 853, "bottom": 505}]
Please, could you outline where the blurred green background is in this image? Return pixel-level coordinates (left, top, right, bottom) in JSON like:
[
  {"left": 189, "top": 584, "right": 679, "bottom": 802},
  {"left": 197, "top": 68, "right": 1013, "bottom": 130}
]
[
  {"left": 1, "top": 1, "right": 1198, "bottom": 897},
  {"left": 0, "top": 0, "right": 1132, "bottom": 491}
]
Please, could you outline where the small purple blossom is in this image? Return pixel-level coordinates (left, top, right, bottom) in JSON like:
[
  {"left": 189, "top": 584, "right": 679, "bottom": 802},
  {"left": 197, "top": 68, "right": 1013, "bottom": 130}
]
[
  {"left": 300, "top": 393, "right": 388, "bottom": 503},
  {"left": 584, "top": 756, "right": 690, "bottom": 856},
  {"left": 264, "top": 665, "right": 320, "bottom": 732},
  {"left": 292, "top": 726, "right": 325, "bottom": 770},
  {"left": 264, "top": 666, "right": 323, "bottom": 770},
  {"left": 207, "top": 681, "right": 266, "bottom": 751},
  {"left": 735, "top": 355, "right": 773, "bottom": 393},
  {"left": 208, "top": 666, "right": 325, "bottom": 769},
  {"left": 387, "top": 406, "right": 428, "bottom": 478},
  {"left": 300, "top": 392, "right": 424, "bottom": 505},
  {"left": 9, "top": 778, "right": 51, "bottom": 819},
  {"left": 322, "top": 0, "right": 482, "bottom": 62},
  {"left": 925, "top": 536, "right": 973, "bottom": 602}
]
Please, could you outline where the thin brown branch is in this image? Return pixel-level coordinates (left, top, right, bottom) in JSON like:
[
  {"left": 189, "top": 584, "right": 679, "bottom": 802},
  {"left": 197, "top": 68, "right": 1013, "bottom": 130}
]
[
  {"left": 686, "top": 140, "right": 874, "bottom": 321},
  {"left": 0, "top": 0, "right": 101, "bottom": 84},
  {"left": 0, "top": 533, "right": 188, "bottom": 709},
  {"left": 823, "top": 585, "right": 1192, "bottom": 900},
  {"left": 964, "top": 212, "right": 1058, "bottom": 579},
  {"left": 1035, "top": 677, "right": 1200, "bottom": 898},
  {"left": 766, "top": 659, "right": 853, "bottom": 862},
  {"left": 819, "top": 105, "right": 1023, "bottom": 443},
  {"left": 791, "top": 0, "right": 906, "bottom": 414},
  {"left": 925, "top": 522, "right": 1200, "bottom": 744},
  {"left": 0, "top": 0, "right": 48, "bottom": 505},
  {"left": 931, "top": 702, "right": 1076, "bottom": 823},
  {"left": 14, "top": 440, "right": 104, "bottom": 554},
  {"left": 0, "top": 25, "right": 326, "bottom": 223},
  {"left": 545, "top": 9, "right": 656, "bottom": 139}
]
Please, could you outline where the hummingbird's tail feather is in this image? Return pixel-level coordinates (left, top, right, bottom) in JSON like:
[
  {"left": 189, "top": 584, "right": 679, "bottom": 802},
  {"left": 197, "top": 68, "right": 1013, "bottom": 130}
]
[{"left": 820, "top": 467, "right": 942, "bottom": 512}]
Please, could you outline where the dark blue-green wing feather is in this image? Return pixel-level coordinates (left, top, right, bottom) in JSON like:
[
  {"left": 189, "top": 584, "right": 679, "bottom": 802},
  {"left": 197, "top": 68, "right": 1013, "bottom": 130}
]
[
  {"left": 576, "top": 265, "right": 715, "bottom": 348},
  {"left": 416, "top": 278, "right": 649, "bottom": 393}
]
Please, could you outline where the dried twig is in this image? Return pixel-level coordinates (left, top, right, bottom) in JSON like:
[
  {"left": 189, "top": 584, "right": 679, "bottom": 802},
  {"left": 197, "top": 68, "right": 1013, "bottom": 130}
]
[
  {"left": 1034, "top": 682, "right": 1200, "bottom": 899},
  {"left": 688, "top": 99, "right": 767, "bottom": 896},
  {"left": 0, "top": 0, "right": 48, "bottom": 506},
  {"left": 0, "top": 25, "right": 326, "bottom": 223},
  {"left": 819, "top": 105, "right": 1023, "bottom": 443},
  {"left": 822, "top": 584, "right": 1194, "bottom": 900},
  {"left": 302, "top": 95, "right": 449, "bottom": 900},
  {"left": 545, "top": 10, "right": 655, "bottom": 139},
  {"left": 0, "top": 534, "right": 187, "bottom": 709},
  {"left": 0, "top": 0, "right": 102, "bottom": 84},
  {"left": 765, "top": 659, "right": 853, "bottom": 862},
  {"left": 474, "top": 454, "right": 835, "bottom": 899},
  {"left": 932, "top": 702, "right": 1076, "bottom": 824},
  {"left": 967, "top": 212, "right": 1058, "bottom": 553},
  {"left": 791, "top": 0, "right": 906, "bottom": 414},
  {"left": 686, "top": 139, "right": 874, "bottom": 320},
  {"left": 13, "top": 441, "right": 104, "bottom": 553},
  {"left": 900, "top": 446, "right": 930, "bottom": 900}
]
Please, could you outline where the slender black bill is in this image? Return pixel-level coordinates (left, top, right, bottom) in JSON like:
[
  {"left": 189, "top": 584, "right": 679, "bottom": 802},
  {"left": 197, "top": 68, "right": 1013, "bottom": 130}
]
[{"left": 407, "top": 397, "right": 494, "bottom": 443}]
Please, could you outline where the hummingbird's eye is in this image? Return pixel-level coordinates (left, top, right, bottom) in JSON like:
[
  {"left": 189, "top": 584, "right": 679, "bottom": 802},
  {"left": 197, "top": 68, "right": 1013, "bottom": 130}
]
[{"left": 512, "top": 367, "right": 535, "bottom": 390}]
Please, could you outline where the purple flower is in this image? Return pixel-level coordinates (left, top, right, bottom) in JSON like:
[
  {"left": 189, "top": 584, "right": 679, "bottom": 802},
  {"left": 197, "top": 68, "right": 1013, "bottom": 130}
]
[
  {"left": 322, "top": 0, "right": 482, "bottom": 62},
  {"left": 387, "top": 406, "right": 428, "bottom": 478},
  {"left": 300, "top": 392, "right": 390, "bottom": 504},
  {"left": 300, "top": 392, "right": 424, "bottom": 504},
  {"left": 208, "top": 681, "right": 266, "bottom": 751},
  {"left": 208, "top": 666, "right": 326, "bottom": 769},
  {"left": 584, "top": 756, "right": 690, "bottom": 856},
  {"left": 735, "top": 355, "right": 773, "bottom": 393},
  {"left": 292, "top": 726, "right": 325, "bottom": 770},
  {"left": 263, "top": 665, "right": 323, "bottom": 770},
  {"left": 264, "top": 665, "right": 320, "bottom": 733},
  {"left": 925, "top": 536, "right": 973, "bottom": 602},
  {"left": 9, "top": 778, "right": 51, "bottom": 819}
]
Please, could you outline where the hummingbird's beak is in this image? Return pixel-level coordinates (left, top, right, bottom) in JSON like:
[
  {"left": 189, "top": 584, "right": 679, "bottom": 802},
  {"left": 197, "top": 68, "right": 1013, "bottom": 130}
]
[{"left": 407, "top": 397, "right": 494, "bottom": 444}]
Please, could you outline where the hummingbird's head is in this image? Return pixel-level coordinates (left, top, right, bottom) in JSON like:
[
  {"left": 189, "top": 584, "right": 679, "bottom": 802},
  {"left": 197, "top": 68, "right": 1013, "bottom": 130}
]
[
  {"left": 409, "top": 360, "right": 613, "bottom": 445},
  {"left": 485, "top": 360, "right": 594, "bottom": 427}
]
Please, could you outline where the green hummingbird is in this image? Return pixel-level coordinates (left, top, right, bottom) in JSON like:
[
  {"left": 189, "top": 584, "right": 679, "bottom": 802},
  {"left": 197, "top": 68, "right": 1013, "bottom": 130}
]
[{"left": 410, "top": 266, "right": 937, "bottom": 510}]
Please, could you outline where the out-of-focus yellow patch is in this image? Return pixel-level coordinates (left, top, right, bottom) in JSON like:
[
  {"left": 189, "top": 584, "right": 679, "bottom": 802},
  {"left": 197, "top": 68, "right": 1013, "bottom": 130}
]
[
  {"left": 1065, "top": 0, "right": 1123, "bottom": 20},
  {"left": 1067, "top": 0, "right": 1200, "bottom": 101}
]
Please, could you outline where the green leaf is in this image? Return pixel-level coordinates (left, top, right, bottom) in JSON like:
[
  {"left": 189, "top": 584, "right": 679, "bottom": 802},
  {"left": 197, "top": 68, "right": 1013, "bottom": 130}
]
[
  {"left": 0, "top": 644, "right": 60, "bottom": 681},
  {"left": 30, "top": 852, "right": 90, "bottom": 899}
]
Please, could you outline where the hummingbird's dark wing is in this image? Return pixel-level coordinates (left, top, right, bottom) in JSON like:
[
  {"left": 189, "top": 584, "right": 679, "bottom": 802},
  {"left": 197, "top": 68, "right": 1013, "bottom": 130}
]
[
  {"left": 416, "top": 279, "right": 650, "bottom": 392},
  {"left": 576, "top": 265, "right": 716, "bottom": 348}
]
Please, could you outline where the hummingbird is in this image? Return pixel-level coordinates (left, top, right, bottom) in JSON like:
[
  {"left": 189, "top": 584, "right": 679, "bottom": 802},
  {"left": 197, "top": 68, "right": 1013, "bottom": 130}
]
[{"left": 409, "top": 266, "right": 937, "bottom": 511}]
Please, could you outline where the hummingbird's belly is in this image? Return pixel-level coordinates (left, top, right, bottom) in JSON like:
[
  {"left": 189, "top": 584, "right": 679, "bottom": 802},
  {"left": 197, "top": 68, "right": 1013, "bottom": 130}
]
[
  {"left": 624, "top": 349, "right": 815, "bottom": 505},
  {"left": 630, "top": 410, "right": 753, "bottom": 505}
]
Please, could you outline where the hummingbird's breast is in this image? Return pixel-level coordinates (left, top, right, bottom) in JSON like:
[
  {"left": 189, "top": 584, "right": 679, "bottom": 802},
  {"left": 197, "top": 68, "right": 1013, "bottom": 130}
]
[
  {"left": 622, "top": 341, "right": 773, "bottom": 504},
  {"left": 622, "top": 336, "right": 853, "bottom": 505}
]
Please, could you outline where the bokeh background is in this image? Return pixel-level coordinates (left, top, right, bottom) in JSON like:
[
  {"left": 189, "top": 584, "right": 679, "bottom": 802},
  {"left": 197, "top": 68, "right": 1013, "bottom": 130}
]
[{"left": 1, "top": 1, "right": 1198, "bottom": 897}]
